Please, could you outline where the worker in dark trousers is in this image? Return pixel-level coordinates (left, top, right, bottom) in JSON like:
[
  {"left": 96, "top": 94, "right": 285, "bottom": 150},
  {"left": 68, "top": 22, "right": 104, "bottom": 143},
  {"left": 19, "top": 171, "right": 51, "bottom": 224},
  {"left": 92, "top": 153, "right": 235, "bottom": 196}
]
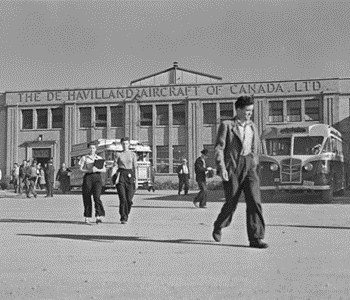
[
  {"left": 193, "top": 149, "right": 212, "bottom": 208},
  {"left": 78, "top": 142, "right": 106, "bottom": 224},
  {"left": 212, "top": 95, "right": 268, "bottom": 249},
  {"left": 112, "top": 137, "right": 138, "bottom": 224},
  {"left": 25, "top": 160, "right": 38, "bottom": 198},
  {"left": 44, "top": 159, "right": 55, "bottom": 197},
  {"left": 176, "top": 158, "right": 190, "bottom": 195}
]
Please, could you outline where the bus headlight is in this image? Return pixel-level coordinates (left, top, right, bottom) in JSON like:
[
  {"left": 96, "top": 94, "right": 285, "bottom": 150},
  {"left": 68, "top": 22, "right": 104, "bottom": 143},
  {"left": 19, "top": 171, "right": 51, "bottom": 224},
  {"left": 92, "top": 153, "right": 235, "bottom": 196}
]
[
  {"left": 304, "top": 163, "right": 313, "bottom": 171},
  {"left": 270, "top": 163, "right": 279, "bottom": 172}
]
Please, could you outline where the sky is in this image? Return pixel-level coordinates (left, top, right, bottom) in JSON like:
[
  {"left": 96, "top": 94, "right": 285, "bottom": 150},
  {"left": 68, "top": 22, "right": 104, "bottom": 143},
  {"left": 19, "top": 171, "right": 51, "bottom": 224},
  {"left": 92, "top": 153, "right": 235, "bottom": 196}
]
[{"left": 1, "top": 0, "right": 350, "bottom": 92}]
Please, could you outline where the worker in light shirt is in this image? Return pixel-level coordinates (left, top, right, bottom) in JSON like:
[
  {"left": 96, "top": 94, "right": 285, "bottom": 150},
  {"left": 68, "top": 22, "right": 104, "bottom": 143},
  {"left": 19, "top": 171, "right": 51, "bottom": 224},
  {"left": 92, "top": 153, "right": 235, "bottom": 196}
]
[{"left": 176, "top": 158, "right": 190, "bottom": 195}]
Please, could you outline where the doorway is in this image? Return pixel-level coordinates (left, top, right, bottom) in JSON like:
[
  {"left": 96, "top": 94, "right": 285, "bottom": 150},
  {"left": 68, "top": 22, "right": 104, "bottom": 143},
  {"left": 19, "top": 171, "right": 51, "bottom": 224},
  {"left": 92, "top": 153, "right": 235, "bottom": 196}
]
[{"left": 32, "top": 148, "right": 51, "bottom": 167}]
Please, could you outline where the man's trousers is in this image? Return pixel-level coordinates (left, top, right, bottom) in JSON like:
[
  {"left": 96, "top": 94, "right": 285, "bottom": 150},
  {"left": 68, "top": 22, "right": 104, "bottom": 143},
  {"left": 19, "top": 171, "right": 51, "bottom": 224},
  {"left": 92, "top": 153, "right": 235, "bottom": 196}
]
[{"left": 213, "top": 154, "right": 265, "bottom": 242}]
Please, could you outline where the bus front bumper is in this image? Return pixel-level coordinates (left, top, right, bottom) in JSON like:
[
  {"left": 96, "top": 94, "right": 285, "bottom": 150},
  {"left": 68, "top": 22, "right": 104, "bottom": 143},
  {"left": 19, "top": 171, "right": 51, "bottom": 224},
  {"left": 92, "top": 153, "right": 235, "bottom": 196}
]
[{"left": 260, "top": 185, "right": 331, "bottom": 191}]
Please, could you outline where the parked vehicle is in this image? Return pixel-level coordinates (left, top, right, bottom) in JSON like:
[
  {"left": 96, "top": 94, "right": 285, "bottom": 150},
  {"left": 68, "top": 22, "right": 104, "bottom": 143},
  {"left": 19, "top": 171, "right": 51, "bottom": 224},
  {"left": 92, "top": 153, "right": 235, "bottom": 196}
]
[{"left": 259, "top": 124, "right": 350, "bottom": 202}]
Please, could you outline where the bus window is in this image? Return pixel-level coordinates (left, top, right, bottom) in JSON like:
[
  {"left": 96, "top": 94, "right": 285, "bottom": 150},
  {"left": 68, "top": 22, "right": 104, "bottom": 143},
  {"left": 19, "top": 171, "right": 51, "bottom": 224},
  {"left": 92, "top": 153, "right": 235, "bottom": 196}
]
[
  {"left": 293, "top": 136, "right": 324, "bottom": 155},
  {"left": 265, "top": 138, "right": 291, "bottom": 156}
]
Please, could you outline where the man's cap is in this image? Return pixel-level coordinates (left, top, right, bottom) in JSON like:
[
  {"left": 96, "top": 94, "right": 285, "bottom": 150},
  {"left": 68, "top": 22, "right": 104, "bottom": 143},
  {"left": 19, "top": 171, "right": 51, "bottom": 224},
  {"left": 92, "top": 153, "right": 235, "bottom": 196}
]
[{"left": 201, "top": 149, "right": 209, "bottom": 155}]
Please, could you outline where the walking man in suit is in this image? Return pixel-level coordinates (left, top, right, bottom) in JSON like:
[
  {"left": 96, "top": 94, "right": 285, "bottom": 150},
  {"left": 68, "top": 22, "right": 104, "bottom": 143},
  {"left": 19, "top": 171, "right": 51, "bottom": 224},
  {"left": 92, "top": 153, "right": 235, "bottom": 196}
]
[
  {"left": 176, "top": 158, "right": 190, "bottom": 195},
  {"left": 212, "top": 95, "right": 268, "bottom": 249},
  {"left": 193, "top": 149, "right": 212, "bottom": 208}
]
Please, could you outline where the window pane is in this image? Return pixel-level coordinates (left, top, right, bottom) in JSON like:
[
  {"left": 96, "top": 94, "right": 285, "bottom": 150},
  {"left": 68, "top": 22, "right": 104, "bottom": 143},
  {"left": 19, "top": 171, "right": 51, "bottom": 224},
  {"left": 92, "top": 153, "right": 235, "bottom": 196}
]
[
  {"left": 22, "top": 109, "right": 33, "bottom": 129},
  {"left": 269, "top": 101, "right": 283, "bottom": 122},
  {"left": 173, "top": 104, "right": 185, "bottom": 125},
  {"left": 95, "top": 107, "right": 107, "bottom": 128},
  {"left": 80, "top": 107, "right": 91, "bottom": 128},
  {"left": 203, "top": 103, "right": 216, "bottom": 124},
  {"left": 156, "top": 145, "right": 169, "bottom": 173},
  {"left": 52, "top": 108, "right": 63, "bottom": 128},
  {"left": 220, "top": 102, "right": 233, "bottom": 120},
  {"left": 293, "top": 136, "right": 324, "bottom": 155},
  {"left": 37, "top": 109, "right": 48, "bottom": 129},
  {"left": 287, "top": 100, "right": 301, "bottom": 122},
  {"left": 173, "top": 145, "right": 187, "bottom": 173},
  {"left": 265, "top": 138, "right": 291, "bottom": 156},
  {"left": 111, "top": 106, "right": 123, "bottom": 127},
  {"left": 156, "top": 105, "right": 168, "bottom": 126},
  {"left": 140, "top": 105, "right": 152, "bottom": 126},
  {"left": 305, "top": 99, "right": 320, "bottom": 121}
]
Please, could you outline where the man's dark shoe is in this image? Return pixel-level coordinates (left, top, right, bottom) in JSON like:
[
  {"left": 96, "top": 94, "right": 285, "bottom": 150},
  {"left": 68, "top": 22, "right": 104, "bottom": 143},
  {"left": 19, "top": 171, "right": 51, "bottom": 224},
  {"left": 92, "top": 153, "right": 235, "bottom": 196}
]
[
  {"left": 199, "top": 205, "right": 207, "bottom": 208},
  {"left": 212, "top": 229, "right": 222, "bottom": 242},
  {"left": 249, "top": 239, "right": 268, "bottom": 249}
]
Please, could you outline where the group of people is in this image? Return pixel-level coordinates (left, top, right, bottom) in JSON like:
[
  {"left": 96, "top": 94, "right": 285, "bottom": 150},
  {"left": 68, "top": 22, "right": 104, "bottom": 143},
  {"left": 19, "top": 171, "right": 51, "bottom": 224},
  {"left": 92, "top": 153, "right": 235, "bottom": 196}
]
[
  {"left": 176, "top": 148, "right": 214, "bottom": 209},
  {"left": 10, "top": 159, "right": 71, "bottom": 198},
  {"left": 76, "top": 96, "right": 268, "bottom": 249},
  {"left": 79, "top": 136, "right": 137, "bottom": 225}
]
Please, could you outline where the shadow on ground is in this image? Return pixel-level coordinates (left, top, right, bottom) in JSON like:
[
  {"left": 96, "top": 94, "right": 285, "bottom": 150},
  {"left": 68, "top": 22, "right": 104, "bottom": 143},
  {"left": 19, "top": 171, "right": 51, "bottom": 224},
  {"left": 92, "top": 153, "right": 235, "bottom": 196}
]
[
  {"left": 17, "top": 233, "right": 249, "bottom": 248},
  {"left": 141, "top": 189, "right": 350, "bottom": 205}
]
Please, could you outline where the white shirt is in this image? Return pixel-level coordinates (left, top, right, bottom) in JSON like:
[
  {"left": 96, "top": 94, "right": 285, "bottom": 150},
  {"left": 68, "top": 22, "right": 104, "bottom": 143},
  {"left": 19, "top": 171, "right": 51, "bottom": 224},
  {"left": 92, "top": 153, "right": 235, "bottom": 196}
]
[
  {"left": 179, "top": 164, "right": 189, "bottom": 174},
  {"left": 237, "top": 120, "right": 254, "bottom": 156},
  {"left": 79, "top": 154, "right": 102, "bottom": 173}
]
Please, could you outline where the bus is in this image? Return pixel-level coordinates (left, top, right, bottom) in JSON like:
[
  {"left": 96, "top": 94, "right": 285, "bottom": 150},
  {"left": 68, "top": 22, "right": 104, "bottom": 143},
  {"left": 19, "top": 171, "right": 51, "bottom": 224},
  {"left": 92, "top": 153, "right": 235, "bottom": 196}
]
[
  {"left": 70, "top": 139, "right": 153, "bottom": 192},
  {"left": 259, "top": 124, "right": 350, "bottom": 202}
]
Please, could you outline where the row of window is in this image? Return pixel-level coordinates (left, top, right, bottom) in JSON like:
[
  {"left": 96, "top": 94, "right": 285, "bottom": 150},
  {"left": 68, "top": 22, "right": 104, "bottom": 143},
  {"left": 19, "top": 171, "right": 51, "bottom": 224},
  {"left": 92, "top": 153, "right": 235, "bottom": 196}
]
[
  {"left": 22, "top": 108, "right": 63, "bottom": 129},
  {"left": 21, "top": 106, "right": 124, "bottom": 130},
  {"left": 79, "top": 106, "right": 123, "bottom": 128},
  {"left": 21, "top": 102, "right": 235, "bottom": 130},
  {"left": 140, "top": 102, "right": 235, "bottom": 126},
  {"left": 268, "top": 98, "right": 321, "bottom": 123},
  {"left": 21, "top": 98, "right": 322, "bottom": 131}
]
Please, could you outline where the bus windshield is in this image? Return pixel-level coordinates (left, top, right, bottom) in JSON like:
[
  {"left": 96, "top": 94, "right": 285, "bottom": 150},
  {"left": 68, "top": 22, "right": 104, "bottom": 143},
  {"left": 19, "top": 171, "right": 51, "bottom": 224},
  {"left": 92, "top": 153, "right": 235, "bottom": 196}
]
[
  {"left": 265, "top": 138, "right": 291, "bottom": 156},
  {"left": 293, "top": 136, "right": 324, "bottom": 155}
]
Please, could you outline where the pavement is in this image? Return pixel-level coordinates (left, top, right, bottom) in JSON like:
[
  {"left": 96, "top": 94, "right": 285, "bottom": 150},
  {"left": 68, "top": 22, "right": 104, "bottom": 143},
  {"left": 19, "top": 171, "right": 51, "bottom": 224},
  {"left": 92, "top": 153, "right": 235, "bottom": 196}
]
[{"left": 1, "top": 188, "right": 350, "bottom": 299}]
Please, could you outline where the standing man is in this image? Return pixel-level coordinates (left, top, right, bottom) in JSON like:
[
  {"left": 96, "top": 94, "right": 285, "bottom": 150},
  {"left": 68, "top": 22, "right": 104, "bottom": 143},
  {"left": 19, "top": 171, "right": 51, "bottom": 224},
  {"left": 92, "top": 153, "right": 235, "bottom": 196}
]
[
  {"left": 113, "top": 137, "right": 138, "bottom": 224},
  {"left": 18, "top": 160, "right": 27, "bottom": 194},
  {"left": 56, "top": 162, "right": 71, "bottom": 194},
  {"left": 45, "top": 159, "right": 55, "bottom": 197},
  {"left": 25, "top": 160, "right": 38, "bottom": 198},
  {"left": 11, "top": 163, "right": 20, "bottom": 193},
  {"left": 193, "top": 149, "right": 211, "bottom": 208},
  {"left": 176, "top": 158, "right": 190, "bottom": 195},
  {"left": 212, "top": 95, "right": 268, "bottom": 249}
]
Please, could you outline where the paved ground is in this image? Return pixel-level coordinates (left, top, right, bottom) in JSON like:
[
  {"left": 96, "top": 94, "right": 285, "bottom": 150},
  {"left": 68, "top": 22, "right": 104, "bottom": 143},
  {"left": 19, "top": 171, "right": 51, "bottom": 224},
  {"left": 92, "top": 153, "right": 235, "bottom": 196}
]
[{"left": 1, "top": 188, "right": 350, "bottom": 299}]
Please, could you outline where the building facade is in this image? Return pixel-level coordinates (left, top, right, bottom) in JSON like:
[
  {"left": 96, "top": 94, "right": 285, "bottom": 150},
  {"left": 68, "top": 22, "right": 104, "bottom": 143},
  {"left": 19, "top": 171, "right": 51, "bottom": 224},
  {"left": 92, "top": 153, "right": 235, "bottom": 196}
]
[{"left": 1, "top": 62, "right": 350, "bottom": 184}]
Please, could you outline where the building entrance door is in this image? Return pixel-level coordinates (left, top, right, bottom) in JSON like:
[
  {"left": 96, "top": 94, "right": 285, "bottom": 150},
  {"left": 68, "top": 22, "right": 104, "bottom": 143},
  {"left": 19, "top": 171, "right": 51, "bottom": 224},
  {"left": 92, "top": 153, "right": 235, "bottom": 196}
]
[{"left": 32, "top": 148, "right": 51, "bottom": 167}]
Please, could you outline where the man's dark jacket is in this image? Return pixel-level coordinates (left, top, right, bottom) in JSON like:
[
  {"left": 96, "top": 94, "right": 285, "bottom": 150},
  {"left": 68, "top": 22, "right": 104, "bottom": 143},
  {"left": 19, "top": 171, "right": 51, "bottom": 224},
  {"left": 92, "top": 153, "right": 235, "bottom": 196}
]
[
  {"left": 45, "top": 164, "right": 55, "bottom": 183},
  {"left": 215, "top": 117, "right": 260, "bottom": 178},
  {"left": 194, "top": 157, "right": 206, "bottom": 182}
]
